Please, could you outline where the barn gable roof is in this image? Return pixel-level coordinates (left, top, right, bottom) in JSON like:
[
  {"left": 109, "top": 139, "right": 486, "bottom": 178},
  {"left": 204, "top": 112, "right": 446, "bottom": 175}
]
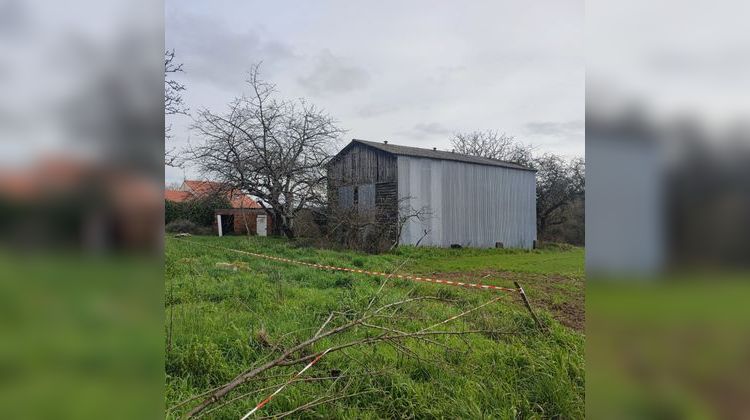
[{"left": 336, "top": 139, "right": 536, "bottom": 171}]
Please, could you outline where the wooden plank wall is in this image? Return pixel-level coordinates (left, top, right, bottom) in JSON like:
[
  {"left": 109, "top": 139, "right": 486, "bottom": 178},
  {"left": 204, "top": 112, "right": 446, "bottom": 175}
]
[
  {"left": 327, "top": 143, "right": 399, "bottom": 241},
  {"left": 328, "top": 143, "right": 397, "bottom": 188}
]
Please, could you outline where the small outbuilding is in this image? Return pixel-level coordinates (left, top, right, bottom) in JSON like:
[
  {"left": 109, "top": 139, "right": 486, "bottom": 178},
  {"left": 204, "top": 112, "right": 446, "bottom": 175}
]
[
  {"left": 327, "top": 139, "right": 537, "bottom": 249},
  {"left": 214, "top": 207, "right": 271, "bottom": 237}
]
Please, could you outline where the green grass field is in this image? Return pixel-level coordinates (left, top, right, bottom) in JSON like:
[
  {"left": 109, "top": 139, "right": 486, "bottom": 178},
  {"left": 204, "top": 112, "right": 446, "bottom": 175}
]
[{"left": 165, "top": 236, "right": 585, "bottom": 418}]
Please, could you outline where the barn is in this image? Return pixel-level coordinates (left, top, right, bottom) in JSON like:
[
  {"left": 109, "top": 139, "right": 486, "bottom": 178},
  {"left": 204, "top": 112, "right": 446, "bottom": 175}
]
[{"left": 327, "top": 139, "right": 537, "bottom": 249}]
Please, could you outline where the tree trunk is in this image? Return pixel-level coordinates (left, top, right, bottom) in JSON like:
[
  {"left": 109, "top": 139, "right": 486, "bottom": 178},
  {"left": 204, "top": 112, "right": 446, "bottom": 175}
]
[
  {"left": 268, "top": 211, "right": 295, "bottom": 239},
  {"left": 270, "top": 211, "right": 283, "bottom": 236},
  {"left": 282, "top": 224, "right": 295, "bottom": 239},
  {"left": 280, "top": 213, "right": 296, "bottom": 239},
  {"left": 538, "top": 216, "right": 547, "bottom": 239}
]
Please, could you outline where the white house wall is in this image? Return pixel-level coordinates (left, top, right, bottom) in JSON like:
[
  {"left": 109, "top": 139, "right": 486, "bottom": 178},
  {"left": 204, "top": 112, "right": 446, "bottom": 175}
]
[{"left": 397, "top": 156, "right": 536, "bottom": 248}]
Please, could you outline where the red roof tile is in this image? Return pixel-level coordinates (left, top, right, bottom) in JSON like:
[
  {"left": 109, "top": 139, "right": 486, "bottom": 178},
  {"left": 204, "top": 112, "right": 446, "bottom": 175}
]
[
  {"left": 176, "top": 180, "right": 260, "bottom": 209},
  {"left": 229, "top": 193, "right": 260, "bottom": 209},
  {"left": 183, "top": 180, "right": 225, "bottom": 195},
  {"left": 165, "top": 189, "right": 193, "bottom": 202}
]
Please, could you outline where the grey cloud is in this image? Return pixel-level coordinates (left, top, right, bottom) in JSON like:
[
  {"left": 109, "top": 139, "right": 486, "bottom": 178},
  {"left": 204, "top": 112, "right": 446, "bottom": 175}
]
[
  {"left": 356, "top": 102, "right": 399, "bottom": 118},
  {"left": 413, "top": 122, "right": 453, "bottom": 136},
  {"left": 298, "top": 49, "right": 370, "bottom": 95},
  {"left": 165, "top": 0, "right": 584, "bottom": 179},
  {"left": 166, "top": 12, "right": 296, "bottom": 90},
  {"left": 0, "top": 0, "right": 29, "bottom": 41},
  {"left": 524, "top": 120, "right": 584, "bottom": 138},
  {"left": 354, "top": 65, "right": 474, "bottom": 120},
  {"left": 428, "top": 65, "right": 468, "bottom": 84},
  {"left": 397, "top": 122, "right": 453, "bottom": 140}
]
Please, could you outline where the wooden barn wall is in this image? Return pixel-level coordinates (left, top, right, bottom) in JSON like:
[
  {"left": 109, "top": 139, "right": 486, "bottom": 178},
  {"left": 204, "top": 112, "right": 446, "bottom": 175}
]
[
  {"left": 397, "top": 156, "right": 537, "bottom": 249},
  {"left": 357, "top": 183, "right": 376, "bottom": 212},
  {"left": 328, "top": 143, "right": 397, "bottom": 188},
  {"left": 375, "top": 182, "right": 399, "bottom": 242},
  {"left": 338, "top": 185, "right": 354, "bottom": 208},
  {"left": 328, "top": 143, "right": 398, "bottom": 211}
]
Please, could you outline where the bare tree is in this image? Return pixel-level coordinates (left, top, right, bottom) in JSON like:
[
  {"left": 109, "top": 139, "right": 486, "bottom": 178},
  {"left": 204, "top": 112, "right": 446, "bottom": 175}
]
[
  {"left": 165, "top": 49, "right": 188, "bottom": 167},
  {"left": 188, "top": 64, "right": 344, "bottom": 238},
  {"left": 449, "top": 130, "right": 534, "bottom": 166},
  {"left": 164, "top": 49, "right": 188, "bottom": 117},
  {"left": 535, "top": 154, "right": 585, "bottom": 237}
]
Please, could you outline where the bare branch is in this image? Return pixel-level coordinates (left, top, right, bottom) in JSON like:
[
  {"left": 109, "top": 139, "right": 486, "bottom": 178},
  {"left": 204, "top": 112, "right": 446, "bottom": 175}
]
[{"left": 165, "top": 49, "right": 189, "bottom": 166}]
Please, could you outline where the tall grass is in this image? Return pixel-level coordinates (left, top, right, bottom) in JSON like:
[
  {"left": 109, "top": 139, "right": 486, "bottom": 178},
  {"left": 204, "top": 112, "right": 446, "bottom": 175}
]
[{"left": 165, "top": 236, "right": 584, "bottom": 418}]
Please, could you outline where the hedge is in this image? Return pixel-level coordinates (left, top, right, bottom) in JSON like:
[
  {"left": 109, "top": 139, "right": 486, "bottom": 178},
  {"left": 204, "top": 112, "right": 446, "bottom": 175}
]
[{"left": 165, "top": 194, "right": 231, "bottom": 227}]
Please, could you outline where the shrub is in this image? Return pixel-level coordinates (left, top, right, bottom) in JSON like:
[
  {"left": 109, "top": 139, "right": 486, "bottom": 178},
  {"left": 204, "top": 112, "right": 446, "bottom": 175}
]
[
  {"left": 165, "top": 219, "right": 199, "bottom": 234},
  {"left": 535, "top": 241, "right": 575, "bottom": 251},
  {"left": 165, "top": 193, "right": 231, "bottom": 227},
  {"left": 164, "top": 200, "right": 181, "bottom": 225},
  {"left": 194, "top": 226, "right": 214, "bottom": 235}
]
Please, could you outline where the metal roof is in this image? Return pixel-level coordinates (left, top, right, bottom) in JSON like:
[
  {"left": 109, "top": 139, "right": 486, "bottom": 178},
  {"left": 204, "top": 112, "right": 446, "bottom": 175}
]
[{"left": 346, "top": 139, "right": 536, "bottom": 171}]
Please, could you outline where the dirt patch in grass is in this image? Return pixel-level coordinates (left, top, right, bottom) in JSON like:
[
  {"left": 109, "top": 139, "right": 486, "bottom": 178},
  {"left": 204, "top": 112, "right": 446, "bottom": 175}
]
[
  {"left": 428, "top": 270, "right": 585, "bottom": 332},
  {"left": 545, "top": 299, "right": 585, "bottom": 332}
]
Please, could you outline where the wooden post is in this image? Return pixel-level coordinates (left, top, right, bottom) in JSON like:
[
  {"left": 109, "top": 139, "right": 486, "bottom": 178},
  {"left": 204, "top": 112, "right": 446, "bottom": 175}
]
[
  {"left": 217, "top": 214, "right": 223, "bottom": 237},
  {"left": 514, "top": 281, "right": 545, "bottom": 331}
]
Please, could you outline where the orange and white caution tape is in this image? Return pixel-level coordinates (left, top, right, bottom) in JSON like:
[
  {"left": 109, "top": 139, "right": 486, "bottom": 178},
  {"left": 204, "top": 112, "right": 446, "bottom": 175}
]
[
  {"left": 239, "top": 348, "right": 332, "bottom": 420},
  {"left": 179, "top": 239, "right": 519, "bottom": 294}
]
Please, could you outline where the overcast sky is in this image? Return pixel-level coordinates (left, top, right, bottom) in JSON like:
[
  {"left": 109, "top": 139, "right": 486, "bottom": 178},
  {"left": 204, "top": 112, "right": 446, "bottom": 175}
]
[{"left": 165, "top": 0, "right": 584, "bottom": 184}]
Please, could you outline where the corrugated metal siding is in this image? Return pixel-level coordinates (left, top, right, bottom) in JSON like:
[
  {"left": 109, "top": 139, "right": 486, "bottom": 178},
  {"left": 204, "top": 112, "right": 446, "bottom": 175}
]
[{"left": 397, "top": 156, "right": 536, "bottom": 249}]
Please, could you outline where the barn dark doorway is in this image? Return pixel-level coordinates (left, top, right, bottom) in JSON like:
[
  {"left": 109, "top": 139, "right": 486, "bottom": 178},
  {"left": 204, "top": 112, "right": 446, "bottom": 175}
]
[{"left": 221, "top": 215, "right": 235, "bottom": 235}]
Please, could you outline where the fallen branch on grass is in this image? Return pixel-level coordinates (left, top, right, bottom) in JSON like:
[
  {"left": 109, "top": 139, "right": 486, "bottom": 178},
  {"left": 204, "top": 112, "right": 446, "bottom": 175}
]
[
  {"left": 258, "top": 389, "right": 382, "bottom": 419},
  {"left": 184, "top": 293, "right": 512, "bottom": 418}
]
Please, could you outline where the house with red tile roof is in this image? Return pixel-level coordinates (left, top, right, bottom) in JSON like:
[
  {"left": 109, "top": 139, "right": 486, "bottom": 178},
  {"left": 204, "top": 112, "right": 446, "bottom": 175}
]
[
  {"left": 165, "top": 180, "right": 270, "bottom": 236},
  {"left": 165, "top": 180, "right": 261, "bottom": 209}
]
